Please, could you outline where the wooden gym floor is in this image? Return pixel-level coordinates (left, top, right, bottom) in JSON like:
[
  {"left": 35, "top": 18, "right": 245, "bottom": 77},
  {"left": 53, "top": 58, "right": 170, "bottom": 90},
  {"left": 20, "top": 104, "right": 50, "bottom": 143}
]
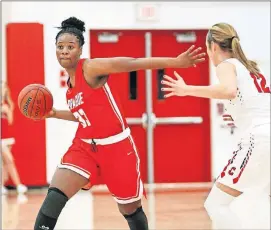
[{"left": 2, "top": 185, "right": 212, "bottom": 229}]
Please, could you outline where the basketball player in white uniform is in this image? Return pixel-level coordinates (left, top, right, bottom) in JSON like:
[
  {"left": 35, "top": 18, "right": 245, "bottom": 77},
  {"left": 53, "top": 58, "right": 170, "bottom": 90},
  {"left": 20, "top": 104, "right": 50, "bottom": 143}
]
[{"left": 161, "top": 23, "right": 270, "bottom": 229}]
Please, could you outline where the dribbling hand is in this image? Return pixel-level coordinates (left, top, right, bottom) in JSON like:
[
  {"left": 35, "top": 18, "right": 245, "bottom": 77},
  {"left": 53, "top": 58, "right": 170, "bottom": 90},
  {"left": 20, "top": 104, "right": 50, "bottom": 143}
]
[{"left": 45, "top": 108, "right": 57, "bottom": 118}]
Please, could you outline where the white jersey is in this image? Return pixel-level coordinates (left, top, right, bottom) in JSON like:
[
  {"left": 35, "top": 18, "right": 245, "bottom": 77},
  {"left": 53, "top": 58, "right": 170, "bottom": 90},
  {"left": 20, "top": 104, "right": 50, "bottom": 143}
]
[{"left": 222, "top": 58, "right": 270, "bottom": 132}]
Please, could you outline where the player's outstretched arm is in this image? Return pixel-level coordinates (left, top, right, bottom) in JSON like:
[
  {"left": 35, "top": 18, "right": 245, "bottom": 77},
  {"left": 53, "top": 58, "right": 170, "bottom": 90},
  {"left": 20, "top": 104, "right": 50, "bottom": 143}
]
[
  {"left": 5, "top": 86, "right": 14, "bottom": 125},
  {"left": 84, "top": 45, "right": 205, "bottom": 78},
  {"left": 161, "top": 62, "right": 237, "bottom": 99},
  {"left": 46, "top": 108, "right": 78, "bottom": 122},
  {"left": 5, "top": 85, "right": 15, "bottom": 111},
  {"left": 2, "top": 104, "right": 13, "bottom": 125}
]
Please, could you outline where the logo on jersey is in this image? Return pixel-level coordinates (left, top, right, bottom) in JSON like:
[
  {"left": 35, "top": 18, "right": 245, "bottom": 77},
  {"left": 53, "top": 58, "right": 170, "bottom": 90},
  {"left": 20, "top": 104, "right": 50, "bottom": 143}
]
[{"left": 67, "top": 92, "right": 84, "bottom": 110}]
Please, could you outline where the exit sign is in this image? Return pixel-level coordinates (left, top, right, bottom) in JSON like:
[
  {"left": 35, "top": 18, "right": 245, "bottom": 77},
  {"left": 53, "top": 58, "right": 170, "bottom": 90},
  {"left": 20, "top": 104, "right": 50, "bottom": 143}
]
[{"left": 135, "top": 3, "right": 160, "bottom": 22}]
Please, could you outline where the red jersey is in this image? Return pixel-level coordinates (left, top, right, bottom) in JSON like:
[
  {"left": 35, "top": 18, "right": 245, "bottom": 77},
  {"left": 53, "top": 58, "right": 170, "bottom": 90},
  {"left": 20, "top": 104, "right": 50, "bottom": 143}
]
[{"left": 66, "top": 59, "right": 128, "bottom": 139}]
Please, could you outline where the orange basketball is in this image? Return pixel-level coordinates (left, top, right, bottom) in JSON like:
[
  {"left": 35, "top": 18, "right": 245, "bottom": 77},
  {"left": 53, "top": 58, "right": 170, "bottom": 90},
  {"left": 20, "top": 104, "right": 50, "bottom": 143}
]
[{"left": 18, "top": 84, "right": 53, "bottom": 120}]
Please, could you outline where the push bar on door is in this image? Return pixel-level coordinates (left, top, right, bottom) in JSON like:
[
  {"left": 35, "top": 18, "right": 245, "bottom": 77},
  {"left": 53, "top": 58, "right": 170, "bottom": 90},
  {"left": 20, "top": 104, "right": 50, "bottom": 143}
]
[{"left": 126, "top": 113, "right": 203, "bottom": 127}]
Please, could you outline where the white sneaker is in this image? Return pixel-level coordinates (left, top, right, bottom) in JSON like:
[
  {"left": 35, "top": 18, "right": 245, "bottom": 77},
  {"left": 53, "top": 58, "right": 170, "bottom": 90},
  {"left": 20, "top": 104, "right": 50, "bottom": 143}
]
[
  {"left": 16, "top": 184, "right": 28, "bottom": 194},
  {"left": 17, "top": 194, "right": 28, "bottom": 204},
  {"left": 2, "top": 186, "right": 8, "bottom": 195}
]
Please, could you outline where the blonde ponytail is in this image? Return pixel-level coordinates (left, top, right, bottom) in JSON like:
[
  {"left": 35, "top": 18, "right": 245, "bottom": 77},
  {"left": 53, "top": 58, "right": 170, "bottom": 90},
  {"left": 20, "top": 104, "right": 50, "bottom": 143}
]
[
  {"left": 231, "top": 38, "right": 260, "bottom": 77},
  {"left": 207, "top": 23, "right": 261, "bottom": 77}
]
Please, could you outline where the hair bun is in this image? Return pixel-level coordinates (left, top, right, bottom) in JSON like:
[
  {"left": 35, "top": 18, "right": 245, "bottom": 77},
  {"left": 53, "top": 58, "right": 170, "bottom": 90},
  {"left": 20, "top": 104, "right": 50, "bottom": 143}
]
[{"left": 61, "top": 17, "right": 85, "bottom": 32}]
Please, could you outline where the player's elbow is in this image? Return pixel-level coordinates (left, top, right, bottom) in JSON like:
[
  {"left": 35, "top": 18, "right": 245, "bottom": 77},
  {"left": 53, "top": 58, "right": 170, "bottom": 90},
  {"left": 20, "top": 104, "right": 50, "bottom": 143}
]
[{"left": 225, "top": 87, "right": 237, "bottom": 99}]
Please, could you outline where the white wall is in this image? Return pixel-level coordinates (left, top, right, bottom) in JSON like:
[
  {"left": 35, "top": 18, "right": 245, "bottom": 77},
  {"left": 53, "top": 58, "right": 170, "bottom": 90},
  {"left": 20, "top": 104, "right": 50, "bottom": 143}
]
[
  {"left": 2, "top": 1, "right": 270, "bottom": 182},
  {"left": 1, "top": 2, "right": 12, "bottom": 82}
]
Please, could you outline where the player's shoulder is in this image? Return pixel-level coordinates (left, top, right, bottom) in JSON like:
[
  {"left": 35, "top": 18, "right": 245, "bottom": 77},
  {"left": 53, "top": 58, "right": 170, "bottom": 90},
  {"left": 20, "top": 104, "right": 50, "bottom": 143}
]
[
  {"left": 216, "top": 59, "right": 236, "bottom": 76},
  {"left": 219, "top": 58, "right": 241, "bottom": 70},
  {"left": 80, "top": 58, "right": 89, "bottom": 68},
  {"left": 217, "top": 59, "right": 236, "bottom": 68},
  {"left": 82, "top": 58, "right": 92, "bottom": 65},
  {"left": 81, "top": 58, "right": 95, "bottom": 73},
  {"left": 76, "top": 58, "right": 90, "bottom": 76}
]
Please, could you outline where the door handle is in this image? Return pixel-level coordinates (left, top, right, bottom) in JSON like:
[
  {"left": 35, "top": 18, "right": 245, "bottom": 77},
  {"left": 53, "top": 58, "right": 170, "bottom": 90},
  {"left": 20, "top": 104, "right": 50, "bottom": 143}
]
[
  {"left": 126, "top": 113, "right": 203, "bottom": 127},
  {"left": 126, "top": 113, "right": 148, "bottom": 128},
  {"left": 155, "top": 116, "right": 203, "bottom": 125}
]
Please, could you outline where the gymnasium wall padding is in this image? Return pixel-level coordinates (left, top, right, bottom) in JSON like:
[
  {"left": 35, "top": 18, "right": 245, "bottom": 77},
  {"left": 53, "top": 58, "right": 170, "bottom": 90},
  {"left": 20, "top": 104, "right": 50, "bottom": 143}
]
[{"left": 6, "top": 23, "right": 47, "bottom": 186}]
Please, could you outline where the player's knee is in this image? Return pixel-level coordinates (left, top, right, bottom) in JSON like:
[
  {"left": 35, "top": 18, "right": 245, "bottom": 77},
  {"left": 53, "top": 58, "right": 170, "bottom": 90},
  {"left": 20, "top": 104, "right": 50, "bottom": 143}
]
[
  {"left": 34, "top": 187, "right": 68, "bottom": 230},
  {"left": 2, "top": 147, "right": 14, "bottom": 164},
  {"left": 118, "top": 200, "right": 142, "bottom": 215},
  {"left": 123, "top": 206, "right": 149, "bottom": 230},
  {"left": 204, "top": 188, "right": 223, "bottom": 215},
  {"left": 43, "top": 187, "right": 69, "bottom": 218},
  {"left": 204, "top": 184, "right": 238, "bottom": 217},
  {"left": 204, "top": 195, "right": 214, "bottom": 215},
  {"left": 4, "top": 156, "right": 14, "bottom": 166}
]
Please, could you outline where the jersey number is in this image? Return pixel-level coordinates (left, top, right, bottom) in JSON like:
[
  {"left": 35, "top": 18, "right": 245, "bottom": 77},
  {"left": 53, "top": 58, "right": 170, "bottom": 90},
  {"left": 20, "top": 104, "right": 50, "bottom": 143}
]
[
  {"left": 250, "top": 73, "right": 270, "bottom": 93},
  {"left": 73, "top": 109, "right": 91, "bottom": 128}
]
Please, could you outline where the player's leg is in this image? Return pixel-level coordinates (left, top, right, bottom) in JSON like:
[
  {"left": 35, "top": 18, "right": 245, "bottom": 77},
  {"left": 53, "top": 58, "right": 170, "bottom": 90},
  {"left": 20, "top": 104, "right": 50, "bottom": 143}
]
[
  {"left": 205, "top": 130, "right": 270, "bottom": 229},
  {"left": 1, "top": 145, "right": 27, "bottom": 193},
  {"left": 34, "top": 138, "right": 98, "bottom": 230},
  {"left": 205, "top": 173, "right": 270, "bottom": 230},
  {"left": 2, "top": 155, "right": 9, "bottom": 184},
  {"left": 230, "top": 186, "right": 271, "bottom": 229},
  {"left": 206, "top": 181, "right": 270, "bottom": 230},
  {"left": 2, "top": 145, "right": 18, "bottom": 184},
  {"left": 118, "top": 199, "right": 148, "bottom": 230},
  {"left": 204, "top": 182, "right": 242, "bottom": 229},
  {"left": 231, "top": 128, "right": 270, "bottom": 229},
  {"left": 34, "top": 168, "right": 89, "bottom": 230},
  {"left": 1, "top": 160, "right": 9, "bottom": 194},
  {"left": 102, "top": 136, "right": 148, "bottom": 230}
]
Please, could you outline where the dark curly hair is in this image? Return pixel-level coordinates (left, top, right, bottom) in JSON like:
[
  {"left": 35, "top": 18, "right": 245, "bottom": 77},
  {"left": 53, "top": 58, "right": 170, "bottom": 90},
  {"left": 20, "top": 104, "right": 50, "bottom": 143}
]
[{"left": 55, "top": 17, "right": 86, "bottom": 47}]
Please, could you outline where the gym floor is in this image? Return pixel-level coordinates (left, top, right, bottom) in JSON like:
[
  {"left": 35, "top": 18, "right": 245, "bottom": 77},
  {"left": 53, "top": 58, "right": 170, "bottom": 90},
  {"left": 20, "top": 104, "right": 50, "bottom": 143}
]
[{"left": 2, "top": 184, "right": 212, "bottom": 229}]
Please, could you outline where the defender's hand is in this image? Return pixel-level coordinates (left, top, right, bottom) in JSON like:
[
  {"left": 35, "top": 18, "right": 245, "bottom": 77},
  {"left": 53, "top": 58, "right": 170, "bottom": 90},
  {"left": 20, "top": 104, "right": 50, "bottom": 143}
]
[{"left": 161, "top": 71, "right": 189, "bottom": 98}]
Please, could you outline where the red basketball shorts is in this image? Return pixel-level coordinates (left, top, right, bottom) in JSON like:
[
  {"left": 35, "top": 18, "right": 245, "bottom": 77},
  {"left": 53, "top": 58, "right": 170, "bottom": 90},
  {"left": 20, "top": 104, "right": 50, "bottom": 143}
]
[{"left": 58, "top": 128, "right": 144, "bottom": 204}]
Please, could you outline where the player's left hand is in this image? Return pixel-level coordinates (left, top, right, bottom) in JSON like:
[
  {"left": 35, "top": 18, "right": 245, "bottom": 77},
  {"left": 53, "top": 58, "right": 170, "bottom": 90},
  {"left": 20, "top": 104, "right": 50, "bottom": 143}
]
[
  {"left": 161, "top": 71, "right": 188, "bottom": 98},
  {"left": 176, "top": 45, "right": 206, "bottom": 68}
]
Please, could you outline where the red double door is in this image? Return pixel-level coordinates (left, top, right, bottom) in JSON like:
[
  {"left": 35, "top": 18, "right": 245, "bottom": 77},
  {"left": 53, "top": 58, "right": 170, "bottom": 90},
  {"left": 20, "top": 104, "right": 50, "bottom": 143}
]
[{"left": 91, "top": 30, "right": 211, "bottom": 184}]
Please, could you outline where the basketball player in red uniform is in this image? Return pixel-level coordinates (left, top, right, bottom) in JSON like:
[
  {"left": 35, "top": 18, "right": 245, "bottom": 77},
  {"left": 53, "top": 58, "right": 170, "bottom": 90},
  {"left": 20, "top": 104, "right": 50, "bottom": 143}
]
[
  {"left": 1, "top": 82, "right": 27, "bottom": 194},
  {"left": 34, "top": 17, "right": 205, "bottom": 230}
]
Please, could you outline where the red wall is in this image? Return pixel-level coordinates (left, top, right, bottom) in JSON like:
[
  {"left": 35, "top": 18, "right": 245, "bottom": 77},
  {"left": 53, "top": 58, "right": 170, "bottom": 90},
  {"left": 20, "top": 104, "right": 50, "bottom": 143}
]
[{"left": 6, "top": 23, "right": 47, "bottom": 186}]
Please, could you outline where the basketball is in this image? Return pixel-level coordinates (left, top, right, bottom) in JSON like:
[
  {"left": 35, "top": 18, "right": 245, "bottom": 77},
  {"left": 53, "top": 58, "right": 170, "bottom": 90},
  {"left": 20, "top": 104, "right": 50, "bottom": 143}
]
[{"left": 18, "top": 84, "right": 53, "bottom": 120}]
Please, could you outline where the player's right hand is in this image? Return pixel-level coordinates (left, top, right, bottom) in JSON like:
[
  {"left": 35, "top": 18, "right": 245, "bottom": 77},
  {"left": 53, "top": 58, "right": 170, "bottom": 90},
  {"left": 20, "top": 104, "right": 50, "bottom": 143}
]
[{"left": 45, "top": 108, "right": 57, "bottom": 118}]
